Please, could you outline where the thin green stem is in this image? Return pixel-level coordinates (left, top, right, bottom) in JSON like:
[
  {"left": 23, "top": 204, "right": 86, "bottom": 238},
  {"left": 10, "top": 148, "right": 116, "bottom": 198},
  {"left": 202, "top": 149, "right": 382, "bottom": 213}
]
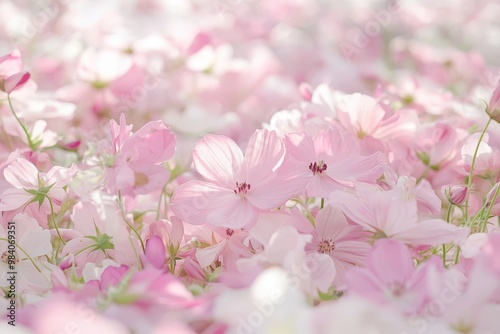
[
  {"left": 47, "top": 196, "right": 66, "bottom": 245},
  {"left": 320, "top": 198, "right": 325, "bottom": 209},
  {"left": 454, "top": 245, "right": 461, "bottom": 265},
  {"left": 416, "top": 165, "right": 430, "bottom": 184},
  {"left": 0, "top": 238, "right": 42, "bottom": 272},
  {"left": 480, "top": 183, "right": 500, "bottom": 233},
  {"left": 445, "top": 204, "right": 454, "bottom": 223},
  {"left": 442, "top": 244, "right": 447, "bottom": 268},
  {"left": 442, "top": 204, "right": 454, "bottom": 268},
  {"left": 74, "top": 243, "right": 98, "bottom": 257},
  {"left": 465, "top": 118, "right": 492, "bottom": 222},
  {"left": 117, "top": 191, "right": 145, "bottom": 253},
  {"left": 7, "top": 94, "right": 36, "bottom": 151}
]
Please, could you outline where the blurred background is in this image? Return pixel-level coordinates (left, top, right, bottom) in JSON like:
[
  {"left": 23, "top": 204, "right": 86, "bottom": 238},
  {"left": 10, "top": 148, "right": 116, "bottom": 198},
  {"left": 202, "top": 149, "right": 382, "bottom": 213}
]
[{"left": 1, "top": 0, "right": 499, "bottom": 142}]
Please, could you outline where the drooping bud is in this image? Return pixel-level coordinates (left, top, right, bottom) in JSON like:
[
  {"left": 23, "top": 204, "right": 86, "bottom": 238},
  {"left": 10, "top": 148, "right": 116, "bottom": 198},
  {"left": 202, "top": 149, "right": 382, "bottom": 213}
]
[
  {"left": 487, "top": 80, "right": 500, "bottom": 123},
  {"left": 447, "top": 185, "right": 468, "bottom": 205},
  {"left": 299, "top": 82, "right": 313, "bottom": 101}
]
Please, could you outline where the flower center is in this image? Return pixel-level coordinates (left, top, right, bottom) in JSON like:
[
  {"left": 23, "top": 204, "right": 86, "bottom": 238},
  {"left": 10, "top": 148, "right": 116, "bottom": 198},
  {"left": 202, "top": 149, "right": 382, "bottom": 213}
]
[
  {"left": 234, "top": 182, "right": 251, "bottom": 195},
  {"left": 1, "top": 251, "right": 19, "bottom": 264},
  {"left": 309, "top": 160, "right": 327, "bottom": 175},
  {"left": 317, "top": 238, "right": 335, "bottom": 253},
  {"left": 388, "top": 281, "right": 406, "bottom": 297}
]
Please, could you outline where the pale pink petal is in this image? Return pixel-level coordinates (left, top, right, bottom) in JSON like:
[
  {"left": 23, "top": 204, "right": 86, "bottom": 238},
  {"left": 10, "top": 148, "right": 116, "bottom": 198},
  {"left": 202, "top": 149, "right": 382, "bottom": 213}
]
[
  {"left": 145, "top": 236, "right": 166, "bottom": 269},
  {"left": 114, "top": 163, "right": 135, "bottom": 191},
  {"left": 206, "top": 196, "right": 258, "bottom": 229},
  {"left": 346, "top": 267, "right": 386, "bottom": 303},
  {"left": 326, "top": 152, "right": 384, "bottom": 183},
  {"left": 308, "top": 252, "right": 336, "bottom": 292},
  {"left": 392, "top": 219, "right": 468, "bottom": 245},
  {"left": 0, "top": 188, "right": 32, "bottom": 211},
  {"left": 4, "top": 158, "right": 39, "bottom": 189},
  {"left": 314, "top": 129, "right": 360, "bottom": 162},
  {"left": 4, "top": 71, "right": 30, "bottom": 93},
  {"left": 315, "top": 206, "right": 348, "bottom": 240},
  {"left": 329, "top": 190, "right": 376, "bottom": 232},
  {"left": 305, "top": 173, "right": 344, "bottom": 198},
  {"left": 192, "top": 134, "right": 243, "bottom": 188},
  {"left": 366, "top": 239, "right": 414, "bottom": 286},
  {"left": 70, "top": 201, "right": 104, "bottom": 236},
  {"left": 171, "top": 181, "right": 253, "bottom": 227},
  {"left": 196, "top": 240, "right": 227, "bottom": 268},
  {"left": 245, "top": 169, "right": 301, "bottom": 210},
  {"left": 243, "top": 129, "right": 284, "bottom": 185},
  {"left": 123, "top": 121, "right": 176, "bottom": 164},
  {"left": 169, "top": 216, "right": 185, "bottom": 248},
  {"left": 109, "top": 113, "right": 132, "bottom": 152},
  {"left": 45, "top": 164, "right": 78, "bottom": 188},
  {"left": 333, "top": 241, "right": 370, "bottom": 266},
  {"left": 337, "top": 93, "right": 385, "bottom": 137},
  {"left": 284, "top": 132, "right": 316, "bottom": 162}
]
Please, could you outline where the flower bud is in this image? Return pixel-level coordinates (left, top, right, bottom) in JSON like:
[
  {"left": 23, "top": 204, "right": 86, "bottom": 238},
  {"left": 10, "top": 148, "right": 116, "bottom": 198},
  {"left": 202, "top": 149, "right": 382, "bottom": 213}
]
[
  {"left": 447, "top": 185, "right": 468, "bottom": 205},
  {"left": 59, "top": 254, "right": 74, "bottom": 271},
  {"left": 487, "top": 81, "right": 500, "bottom": 123},
  {"left": 3, "top": 71, "right": 30, "bottom": 93},
  {"left": 299, "top": 82, "right": 313, "bottom": 101}
]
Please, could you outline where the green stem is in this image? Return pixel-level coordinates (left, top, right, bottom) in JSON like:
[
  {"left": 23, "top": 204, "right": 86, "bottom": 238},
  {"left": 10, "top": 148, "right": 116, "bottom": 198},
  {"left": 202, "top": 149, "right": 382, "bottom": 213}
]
[
  {"left": 480, "top": 183, "right": 500, "bottom": 233},
  {"left": 454, "top": 245, "right": 461, "bottom": 265},
  {"left": 442, "top": 244, "right": 447, "bottom": 268},
  {"left": 442, "top": 204, "right": 454, "bottom": 268},
  {"left": 320, "top": 198, "right": 325, "bottom": 209},
  {"left": 7, "top": 94, "right": 36, "bottom": 151},
  {"left": 117, "top": 192, "right": 145, "bottom": 253},
  {"left": 0, "top": 238, "right": 42, "bottom": 272},
  {"left": 416, "top": 165, "right": 430, "bottom": 183},
  {"left": 47, "top": 196, "right": 66, "bottom": 245},
  {"left": 465, "top": 118, "right": 492, "bottom": 222},
  {"left": 74, "top": 243, "right": 98, "bottom": 257},
  {"left": 445, "top": 204, "right": 453, "bottom": 223}
]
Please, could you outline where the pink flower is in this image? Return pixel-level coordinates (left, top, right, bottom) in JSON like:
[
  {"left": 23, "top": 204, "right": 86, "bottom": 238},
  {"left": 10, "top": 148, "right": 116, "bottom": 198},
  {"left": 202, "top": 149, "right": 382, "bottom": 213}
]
[
  {"left": 30, "top": 294, "right": 130, "bottom": 334},
  {"left": 346, "top": 239, "right": 437, "bottom": 312},
  {"left": 334, "top": 93, "right": 416, "bottom": 140},
  {"left": 284, "top": 128, "right": 385, "bottom": 198},
  {"left": 487, "top": 80, "right": 500, "bottom": 122},
  {"left": 461, "top": 133, "right": 500, "bottom": 177},
  {"left": 0, "top": 158, "right": 77, "bottom": 223},
  {"left": 171, "top": 129, "right": 300, "bottom": 228},
  {"left": 61, "top": 201, "right": 135, "bottom": 275},
  {"left": 0, "top": 50, "right": 31, "bottom": 93},
  {"left": 446, "top": 185, "right": 468, "bottom": 206},
  {"left": 303, "top": 206, "right": 370, "bottom": 288},
  {"left": 106, "top": 114, "right": 176, "bottom": 197},
  {"left": 330, "top": 188, "right": 467, "bottom": 246},
  {"left": 142, "top": 217, "right": 184, "bottom": 262},
  {"left": 142, "top": 236, "right": 166, "bottom": 270},
  {"left": 195, "top": 227, "right": 252, "bottom": 270},
  {"left": 415, "top": 123, "right": 466, "bottom": 169},
  {"left": 0, "top": 214, "right": 53, "bottom": 294}
]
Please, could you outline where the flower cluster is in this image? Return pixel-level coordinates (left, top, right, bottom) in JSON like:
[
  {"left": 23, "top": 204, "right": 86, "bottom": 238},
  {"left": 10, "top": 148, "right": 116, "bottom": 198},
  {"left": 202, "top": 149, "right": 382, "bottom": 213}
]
[{"left": 1, "top": 0, "right": 500, "bottom": 333}]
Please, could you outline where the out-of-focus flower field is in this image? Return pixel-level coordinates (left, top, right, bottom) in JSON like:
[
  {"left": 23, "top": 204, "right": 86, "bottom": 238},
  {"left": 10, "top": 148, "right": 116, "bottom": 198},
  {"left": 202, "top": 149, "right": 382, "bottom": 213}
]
[{"left": 1, "top": 0, "right": 500, "bottom": 333}]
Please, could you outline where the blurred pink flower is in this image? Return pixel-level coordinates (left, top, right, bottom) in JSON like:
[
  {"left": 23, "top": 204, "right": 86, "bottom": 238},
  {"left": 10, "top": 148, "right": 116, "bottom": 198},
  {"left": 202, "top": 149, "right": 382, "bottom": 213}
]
[
  {"left": 62, "top": 201, "right": 135, "bottom": 275},
  {"left": 0, "top": 49, "right": 31, "bottom": 93},
  {"left": 106, "top": 114, "right": 176, "bottom": 197},
  {"left": 487, "top": 80, "right": 500, "bottom": 122},
  {"left": 346, "top": 239, "right": 437, "bottom": 313},
  {"left": 0, "top": 158, "right": 77, "bottom": 223}
]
